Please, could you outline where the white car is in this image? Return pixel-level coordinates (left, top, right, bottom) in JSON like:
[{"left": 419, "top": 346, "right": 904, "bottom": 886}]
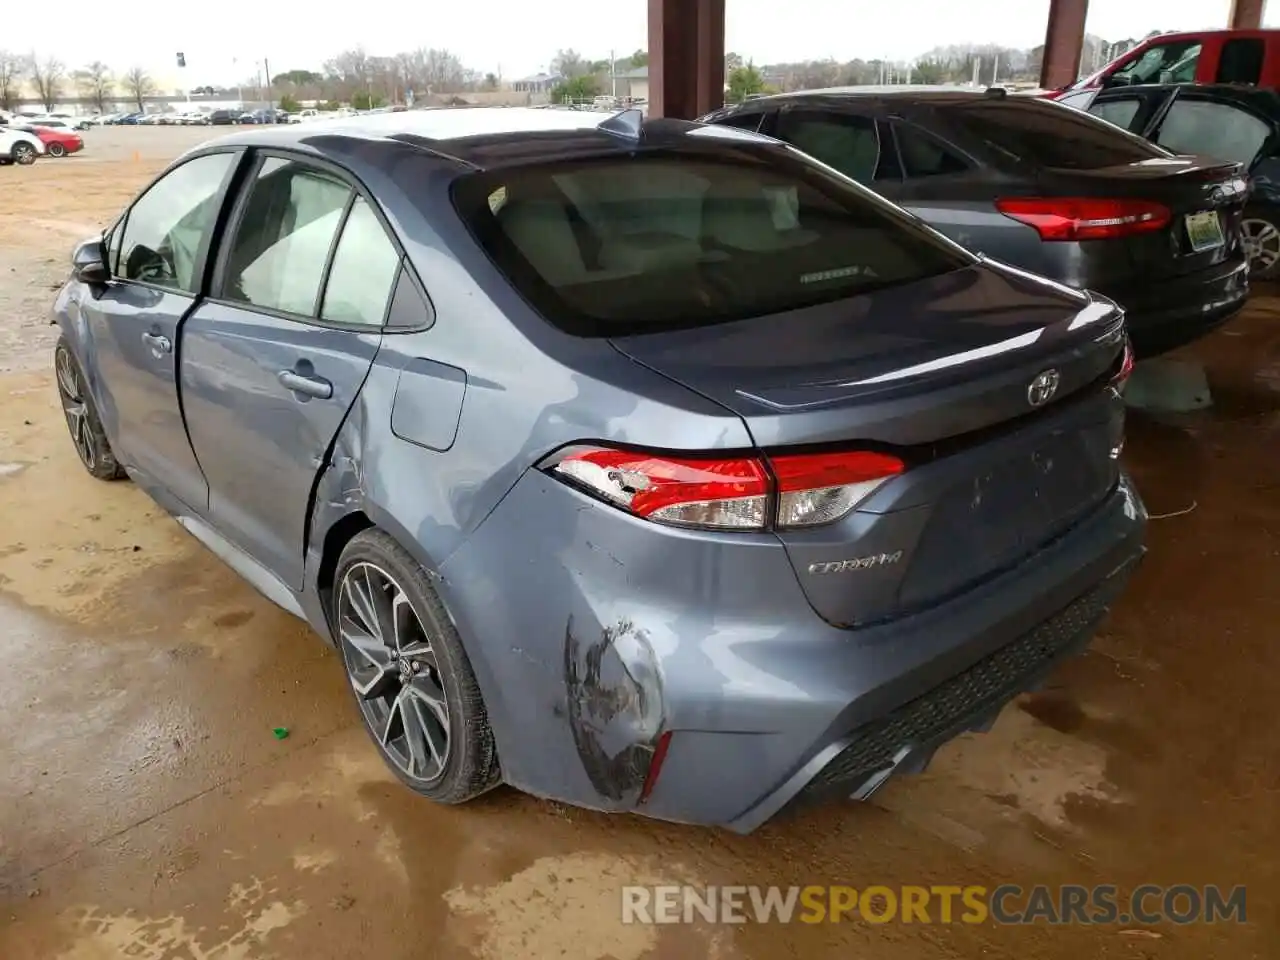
[
  {"left": 0, "top": 126, "right": 46, "bottom": 165},
  {"left": 29, "top": 115, "right": 92, "bottom": 131}
]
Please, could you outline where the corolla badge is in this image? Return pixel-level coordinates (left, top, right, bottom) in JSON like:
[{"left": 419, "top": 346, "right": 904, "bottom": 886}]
[
  {"left": 808, "top": 551, "right": 904, "bottom": 574},
  {"left": 1027, "top": 369, "right": 1061, "bottom": 407}
]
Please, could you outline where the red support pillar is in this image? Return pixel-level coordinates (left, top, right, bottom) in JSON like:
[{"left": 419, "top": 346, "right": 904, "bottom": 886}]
[
  {"left": 1229, "top": 0, "right": 1266, "bottom": 29},
  {"left": 1039, "top": 0, "right": 1090, "bottom": 91},
  {"left": 648, "top": 0, "right": 725, "bottom": 119}
]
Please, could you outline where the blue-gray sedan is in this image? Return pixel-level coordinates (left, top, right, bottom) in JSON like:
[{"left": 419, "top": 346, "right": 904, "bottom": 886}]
[{"left": 50, "top": 108, "right": 1146, "bottom": 831}]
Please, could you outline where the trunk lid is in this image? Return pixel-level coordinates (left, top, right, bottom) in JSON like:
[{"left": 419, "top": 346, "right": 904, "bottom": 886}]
[
  {"left": 611, "top": 261, "right": 1127, "bottom": 626},
  {"left": 1036, "top": 155, "right": 1249, "bottom": 282}
]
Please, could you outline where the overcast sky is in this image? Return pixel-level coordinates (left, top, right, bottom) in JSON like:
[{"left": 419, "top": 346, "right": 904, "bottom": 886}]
[{"left": 9, "top": 0, "right": 1272, "bottom": 87}]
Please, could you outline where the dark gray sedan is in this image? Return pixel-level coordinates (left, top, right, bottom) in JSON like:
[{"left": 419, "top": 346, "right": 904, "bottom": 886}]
[
  {"left": 50, "top": 108, "right": 1145, "bottom": 831},
  {"left": 703, "top": 89, "right": 1252, "bottom": 357}
]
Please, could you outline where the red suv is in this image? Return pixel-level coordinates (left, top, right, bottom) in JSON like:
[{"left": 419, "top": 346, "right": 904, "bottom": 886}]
[{"left": 1051, "top": 30, "right": 1280, "bottom": 109}]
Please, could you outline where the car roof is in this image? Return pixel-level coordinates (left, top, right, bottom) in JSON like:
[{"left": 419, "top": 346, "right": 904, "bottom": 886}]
[
  {"left": 203, "top": 107, "right": 776, "bottom": 170},
  {"left": 722, "top": 86, "right": 1004, "bottom": 109}
]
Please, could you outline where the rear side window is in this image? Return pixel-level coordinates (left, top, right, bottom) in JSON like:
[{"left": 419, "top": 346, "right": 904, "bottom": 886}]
[
  {"left": 775, "top": 110, "right": 883, "bottom": 184},
  {"left": 321, "top": 197, "right": 401, "bottom": 327},
  {"left": 1216, "top": 38, "right": 1265, "bottom": 85},
  {"left": 1088, "top": 97, "right": 1142, "bottom": 131},
  {"left": 453, "top": 148, "right": 972, "bottom": 336},
  {"left": 894, "top": 124, "right": 969, "bottom": 178},
  {"left": 223, "top": 157, "right": 352, "bottom": 316},
  {"left": 1155, "top": 100, "right": 1270, "bottom": 167},
  {"left": 940, "top": 99, "right": 1167, "bottom": 170},
  {"left": 715, "top": 111, "right": 765, "bottom": 133}
]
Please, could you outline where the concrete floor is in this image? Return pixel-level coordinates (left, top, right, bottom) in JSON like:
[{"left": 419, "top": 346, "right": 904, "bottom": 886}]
[{"left": 1, "top": 131, "right": 1278, "bottom": 958}]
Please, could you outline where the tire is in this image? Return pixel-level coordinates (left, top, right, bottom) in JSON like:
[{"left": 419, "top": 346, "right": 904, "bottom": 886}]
[
  {"left": 12, "top": 142, "right": 36, "bottom": 165},
  {"left": 54, "top": 338, "right": 126, "bottom": 481},
  {"left": 333, "top": 528, "right": 500, "bottom": 804},
  {"left": 1242, "top": 208, "right": 1280, "bottom": 280},
  {"left": 47, "top": 142, "right": 66, "bottom": 158}
]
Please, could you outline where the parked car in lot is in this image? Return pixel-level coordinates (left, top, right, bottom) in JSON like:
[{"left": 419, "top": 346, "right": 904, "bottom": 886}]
[
  {"left": 51, "top": 109, "right": 1145, "bottom": 831},
  {"left": 1050, "top": 29, "right": 1280, "bottom": 109},
  {"left": 703, "top": 89, "right": 1251, "bottom": 357},
  {"left": 115, "top": 113, "right": 144, "bottom": 125},
  {"left": 207, "top": 109, "right": 239, "bottom": 126},
  {"left": 16, "top": 123, "right": 83, "bottom": 158},
  {"left": 0, "top": 125, "right": 45, "bottom": 164},
  {"left": 1083, "top": 83, "right": 1280, "bottom": 279},
  {"left": 25, "top": 116, "right": 91, "bottom": 132}
]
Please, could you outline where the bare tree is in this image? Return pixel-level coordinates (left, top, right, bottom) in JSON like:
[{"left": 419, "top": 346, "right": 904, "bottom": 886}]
[
  {"left": 75, "top": 61, "right": 114, "bottom": 114},
  {"left": 28, "top": 54, "right": 65, "bottom": 112},
  {"left": 123, "top": 65, "right": 155, "bottom": 111},
  {"left": 552, "top": 49, "right": 587, "bottom": 79},
  {"left": 323, "top": 47, "right": 372, "bottom": 100},
  {"left": 0, "top": 50, "right": 23, "bottom": 111}
]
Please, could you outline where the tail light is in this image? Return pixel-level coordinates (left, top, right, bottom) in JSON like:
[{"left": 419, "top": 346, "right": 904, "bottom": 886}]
[
  {"left": 546, "top": 445, "right": 904, "bottom": 531},
  {"left": 995, "top": 197, "right": 1171, "bottom": 241},
  {"left": 1110, "top": 337, "right": 1135, "bottom": 389}
]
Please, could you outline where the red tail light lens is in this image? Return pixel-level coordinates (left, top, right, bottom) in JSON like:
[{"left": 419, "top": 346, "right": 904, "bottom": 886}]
[
  {"left": 547, "top": 446, "right": 905, "bottom": 531},
  {"left": 770, "top": 451, "right": 905, "bottom": 528},
  {"left": 549, "top": 447, "right": 770, "bottom": 529},
  {"left": 1111, "top": 338, "right": 1135, "bottom": 389},
  {"left": 995, "top": 197, "right": 1171, "bottom": 241}
]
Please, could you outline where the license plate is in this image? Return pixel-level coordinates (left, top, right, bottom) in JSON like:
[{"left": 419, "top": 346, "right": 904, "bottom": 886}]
[{"left": 1185, "top": 210, "right": 1225, "bottom": 253}]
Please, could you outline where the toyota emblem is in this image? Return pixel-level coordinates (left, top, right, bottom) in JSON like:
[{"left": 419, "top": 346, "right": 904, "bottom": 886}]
[{"left": 1027, "top": 369, "right": 1061, "bottom": 407}]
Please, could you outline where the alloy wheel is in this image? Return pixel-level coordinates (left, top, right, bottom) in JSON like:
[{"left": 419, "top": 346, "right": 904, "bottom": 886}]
[
  {"left": 13, "top": 143, "right": 36, "bottom": 165},
  {"left": 338, "top": 561, "right": 451, "bottom": 783},
  {"left": 1242, "top": 218, "right": 1280, "bottom": 275},
  {"left": 55, "top": 348, "right": 95, "bottom": 470},
  {"left": 48, "top": 143, "right": 66, "bottom": 158}
]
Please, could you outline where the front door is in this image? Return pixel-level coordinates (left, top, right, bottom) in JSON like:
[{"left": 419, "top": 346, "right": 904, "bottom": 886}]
[
  {"left": 81, "top": 151, "right": 240, "bottom": 510},
  {"left": 179, "top": 155, "right": 403, "bottom": 588}
]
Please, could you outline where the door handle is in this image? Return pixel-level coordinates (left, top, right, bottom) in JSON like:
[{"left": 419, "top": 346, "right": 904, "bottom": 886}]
[
  {"left": 278, "top": 369, "right": 333, "bottom": 400},
  {"left": 141, "top": 332, "right": 171, "bottom": 356}
]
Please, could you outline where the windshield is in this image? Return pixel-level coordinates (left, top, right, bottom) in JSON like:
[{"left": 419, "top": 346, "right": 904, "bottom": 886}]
[
  {"left": 937, "top": 99, "right": 1171, "bottom": 170},
  {"left": 452, "top": 145, "right": 973, "bottom": 336}
]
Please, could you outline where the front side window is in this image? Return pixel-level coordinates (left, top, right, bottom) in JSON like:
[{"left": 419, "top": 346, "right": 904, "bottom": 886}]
[
  {"left": 223, "top": 157, "right": 352, "bottom": 316},
  {"left": 1155, "top": 100, "right": 1270, "bottom": 167},
  {"left": 1113, "top": 41, "right": 1202, "bottom": 86},
  {"left": 775, "top": 110, "right": 883, "bottom": 184},
  {"left": 453, "top": 147, "right": 972, "bottom": 336},
  {"left": 894, "top": 124, "right": 969, "bottom": 178},
  {"left": 118, "top": 152, "right": 235, "bottom": 292}
]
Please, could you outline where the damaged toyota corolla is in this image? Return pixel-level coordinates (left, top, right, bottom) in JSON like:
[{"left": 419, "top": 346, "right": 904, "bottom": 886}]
[{"left": 51, "top": 108, "right": 1146, "bottom": 831}]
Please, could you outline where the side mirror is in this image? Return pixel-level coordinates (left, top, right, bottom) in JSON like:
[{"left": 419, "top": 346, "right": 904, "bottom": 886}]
[{"left": 72, "top": 236, "right": 109, "bottom": 284}]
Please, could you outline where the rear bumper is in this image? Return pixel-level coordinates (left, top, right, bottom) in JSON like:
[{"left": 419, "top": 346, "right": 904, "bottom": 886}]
[
  {"left": 1098, "top": 257, "right": 1249, "bottom": 358},
  {"left": 439, "top": 469, "right": 1147, "bottom": 831}
]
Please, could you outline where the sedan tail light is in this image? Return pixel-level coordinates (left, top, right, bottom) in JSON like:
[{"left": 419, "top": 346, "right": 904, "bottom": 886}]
[
  {"left": 546, "top": 445, "right": 904, "bottom": 531},
  {"left": 1110, "top": 337, "right": 1135, "bottom": 388},
  {"left": 995, "top": 197, "right": 1171, "bottom": 241}
]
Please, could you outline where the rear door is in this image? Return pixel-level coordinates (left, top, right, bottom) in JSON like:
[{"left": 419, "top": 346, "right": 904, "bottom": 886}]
[
  {"left": 78, "top": 150, "right": 240, "bottom": 510},
  {"left": 179, "top": 153, "right": 402, "bottom": 588}
]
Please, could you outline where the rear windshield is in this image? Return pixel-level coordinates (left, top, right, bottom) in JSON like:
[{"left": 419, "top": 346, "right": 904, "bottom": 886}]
[
  {"left": 938, "top": 99, "right": 1170, "bottom": 170},
  {"left": 452, "top": 145, "right": 972, "bottom": 336}
]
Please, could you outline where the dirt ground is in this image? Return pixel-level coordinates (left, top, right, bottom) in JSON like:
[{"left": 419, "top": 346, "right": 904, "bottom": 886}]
[{"left": 1, "top": 127, "right": 1277, "bottom": 959}]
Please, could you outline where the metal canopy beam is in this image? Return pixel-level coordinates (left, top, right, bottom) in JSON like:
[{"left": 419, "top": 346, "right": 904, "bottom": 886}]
[
  {"left": 1039, "top": 0, "right": 1090, "bottom": 91},
  {"left": 1229, "top": 0, "right": 1267, "bottom": 29},
  {"left": 648, "top": 0, "right": 726, "bottom": 119}
]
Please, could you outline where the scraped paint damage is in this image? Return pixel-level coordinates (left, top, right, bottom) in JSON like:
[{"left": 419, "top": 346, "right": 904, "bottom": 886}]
[{"left": 563, "top": 616, "right": 665, "bottom": 804}]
